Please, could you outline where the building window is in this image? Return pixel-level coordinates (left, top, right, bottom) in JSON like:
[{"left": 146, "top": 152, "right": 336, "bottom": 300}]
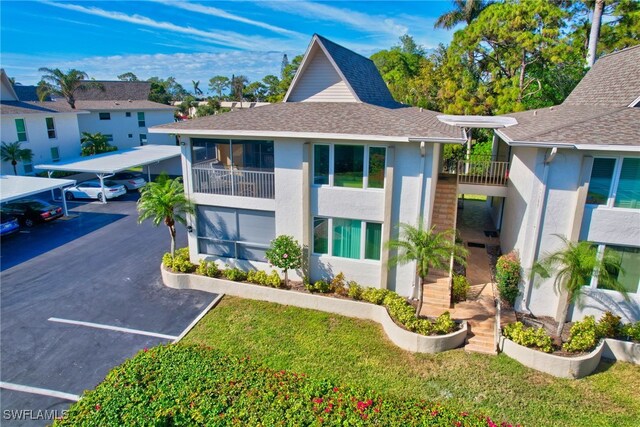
[
  {"left": 45, "top": 117, "right": 56, "bottom": 139},
  {"left": 196, "top": 206, "right": 275, "bottom": 262},
  {"left": 137, "top": 112, "right": 145, "bottom": 127},
  {"left": 313, "top": 217, "right": 382, "bottom": 261},
  {"left": 99, "top": 112, "right": 111, "bottom": 120},
  {"left": 592, "top": 244, "right": 640, "bottom": 294},
  {"left": 125, "top": 112, "right": 131, "bottom": 117},
  {"left": 313, "top": 144, "right": 386, "bottom": 189},
  {"left": 128, "top": 133, "right": 133, "bottom": 138},
  {"left": 587, "top": 157, "right": 640, "bottom": 209},
  {"left": 614, "top": 158, "right": 640, "bottom": 209},
  {"left": 139, "top": 134, "right": 147, "bottom": 145},
  {"left": 50, "top": 147, "right": 60, "bottom": 162},
  {"left": 105, "top": 134, "right": 114, "bottom": 142},
  {"left": 23, "top": 163, "right": 33, "bottom": 174},
  {"left": 15, "top": 118, "right": 27, "bottom": 142}
]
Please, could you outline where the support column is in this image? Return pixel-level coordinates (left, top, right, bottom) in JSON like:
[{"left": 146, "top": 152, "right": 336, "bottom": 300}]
[
  {"left": 97, "top": 173, "right": 107, "bottom": 204},
  {"left": 380, "top": 146, "right": 395, "bottom": 290},
  {"left": 302, "top": 142, "right": 311, "bottom": 282}
]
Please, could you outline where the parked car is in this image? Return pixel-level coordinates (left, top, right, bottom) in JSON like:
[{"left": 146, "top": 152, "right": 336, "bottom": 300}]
[
  {"left": 65, "top": 180, "right": 127, "bottom": 202},
  {"left": 1, "top": 199, "right": 63, "bottom": 227},
  {"left": 108, "top": 172, "right": 147, "bottom": 191},
  {"left": 0, "top": 212, "right": 20, "bottom": 236}
]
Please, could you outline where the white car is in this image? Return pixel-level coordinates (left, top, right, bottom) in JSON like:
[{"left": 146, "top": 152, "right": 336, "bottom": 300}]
[
  {"left": 65, "top": 180, "right": 127, "bottom": 202},
  {"left": 108, "top": 172, "right": 147, "bottom": 190}
]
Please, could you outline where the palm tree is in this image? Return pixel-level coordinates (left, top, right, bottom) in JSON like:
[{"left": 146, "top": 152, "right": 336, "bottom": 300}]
[
  {"left": 230, "top": 75, "right": 249, "bottom": 104},
  {"left": 434, "top": 0, "right": 493, "bottom": 29},
  {"left": 192, "top": 80, "right": 203, "bottom": 96},
  {"left": 533, "top": 235, "right": 628, "bottom": 336},
  {"left": 586, "top": 0, "right": 605, "bottom": 66},
  {"left": 37, "top": 68, "right": 98, "bottom": 109},
  {"left": 1, "top": 141, "right": 33, "bottom": 175},
  {"left": 137, "top": 174, "right": 194, "bottom": 256},
  {"left": 387, "top": 223, "right": 467, "bottom": 316},
  {"left": 80, "top": 132, "right": 112, "bottom": 156}
]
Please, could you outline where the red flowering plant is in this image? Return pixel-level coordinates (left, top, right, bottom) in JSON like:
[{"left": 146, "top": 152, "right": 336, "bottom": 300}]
[{"left": 265, "top": 235, "right": 302, "bottom": 287}]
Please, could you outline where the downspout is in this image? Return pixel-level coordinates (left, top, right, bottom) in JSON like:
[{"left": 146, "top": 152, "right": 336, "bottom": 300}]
[
  {"left": 411, "top": 140, "right": 428, "bottom": 300},
  {"left": 520, "top": 147, "right": 557, "bottom": 314}
]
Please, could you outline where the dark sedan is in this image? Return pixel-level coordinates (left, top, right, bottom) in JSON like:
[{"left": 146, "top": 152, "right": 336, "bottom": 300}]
[
  {"left": 1, "top": 199, "right": 64, "bottom": 227},
  {"left": 0, "top": 212, "right": 20, "bottom": 237}
]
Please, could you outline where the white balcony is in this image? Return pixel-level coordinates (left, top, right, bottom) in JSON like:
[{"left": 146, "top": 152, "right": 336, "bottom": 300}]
[{"left": 192, "top": 165, "right": 275, "bottom": 199}]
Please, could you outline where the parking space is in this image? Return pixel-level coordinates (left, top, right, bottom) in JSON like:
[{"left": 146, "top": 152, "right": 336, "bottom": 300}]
[{"left": 1, "top": 192, "right": 217, "bottom": 426}]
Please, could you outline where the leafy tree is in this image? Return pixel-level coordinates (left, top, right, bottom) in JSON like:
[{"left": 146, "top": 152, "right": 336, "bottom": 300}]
[
  {"left": 434, "top": 0, "right": 493, "bottom": 29},
  {"left": 1, "top": 141, "right": 33, "bottom": 175},
  {"left": 147, "top": 77, "right": 189, "bottom": 101},
  {"left": 195, "top": 98, "right": 220, "bottom": 117},
  {"left": 278, "top": 54, "right": 304, "bottom": 100},
  {"left": 262, "top": 74, "right": 281, "bottom": 102},
  {"left": 265, "top": 235, "right": 302, "bottom": 287},
  {"left": 386, "top": 223, "right": 467, "bottom": 316},
  {"left": 148, "top": 81, "right": 172, "bottom": 105},
  {"left": 533, "top": 235, "right": 628, "bottom": 336},
  {"left": 80, "top": 132, "right": 116, "bottom": 156},
  {"left": 245, "top": 81, "right": 267, "bottom": 101},
  {"left": 192, "top": 80, "right": 203, "bottom": 96},
  {"left": 37, "top": 68, "right": 99, "bottom": 109},
  {"left": 230, "top": 75, "right": 249, "bottom": 102},
  {"left": 118, "top": 72, "right": 139, "bottom": 81},
  {"left": 208, "top": 76, "right": 230, "bottom": 99},
  {"left": 137, "top": 174, "right": 194, "bottom": 256},
  {"left": 598, "top": 0, "right": 640, "bottom": 54}
]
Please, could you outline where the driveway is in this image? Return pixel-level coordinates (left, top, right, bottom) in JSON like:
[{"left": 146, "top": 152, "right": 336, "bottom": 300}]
[{"left": 1, "top": 193, "right": 217, "bottom": 426}]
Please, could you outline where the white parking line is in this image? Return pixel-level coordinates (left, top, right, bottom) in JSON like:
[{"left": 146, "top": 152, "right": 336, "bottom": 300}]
[
  {"left": 0, "top": 381, "right": 80, "bottom": 402},
  {"left": 48, "top": 317, "right": 178, "bottom": 340},
  {"left": 173, "top": 294, "right": 224, "bottom": 343}
]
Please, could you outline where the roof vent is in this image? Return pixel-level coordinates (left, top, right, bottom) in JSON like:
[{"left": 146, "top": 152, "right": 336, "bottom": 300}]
[
  {"left": 128, "top": 99, "right": 132, "bottom": 103},
  {"left": 419, "top": 107, "right": 423, "bottom": 112},
  {"left": 114, "top": 102, "right": 120, "bottom": 105},
  {"left": 533, "top": 110, "right": 537, "bottom": 116},
  {"left": 549, "top": 106, "right": 554, "bottom": 111}
]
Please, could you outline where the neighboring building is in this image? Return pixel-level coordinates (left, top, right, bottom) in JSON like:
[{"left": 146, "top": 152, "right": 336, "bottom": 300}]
[
  {"left": 69, "top": 81, "right": 176, "bottom": 149},
  {"left": 151, "top": 34, "right": 468, "bottom": 299},
  {"left": 496, "top": 45, "right": 640, "bottom": 322},
  {"left": 0, "top": 69, "right": 85, "bottom": 175}
]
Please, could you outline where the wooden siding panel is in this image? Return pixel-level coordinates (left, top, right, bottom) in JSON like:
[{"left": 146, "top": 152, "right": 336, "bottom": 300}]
[{"left": 288, "top": 50, "right": 357, "bottom": 103}]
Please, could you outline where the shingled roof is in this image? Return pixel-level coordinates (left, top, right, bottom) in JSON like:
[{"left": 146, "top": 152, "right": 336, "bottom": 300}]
[
  {"left": 497, "top": 45, "right": 640, "bottom": 149},
  {"left": 73, "top": 81, "right": 152, "bottom": 101}
]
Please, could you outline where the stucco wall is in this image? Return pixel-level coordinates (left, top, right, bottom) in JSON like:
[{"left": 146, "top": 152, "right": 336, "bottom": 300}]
[
  {"left": 580, "top": 206, "right": 640, "bottom": 247},
  {"left": 1, "top": 112, "right": 81, "bottom": 174},
  {"left": 77, "top": 110, "right": 175, "bottom": 150}
]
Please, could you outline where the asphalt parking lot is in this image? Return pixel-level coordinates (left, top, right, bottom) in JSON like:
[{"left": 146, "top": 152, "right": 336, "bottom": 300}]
[{"left": 1, "top": 192, "right": 218, "bottom": 426}]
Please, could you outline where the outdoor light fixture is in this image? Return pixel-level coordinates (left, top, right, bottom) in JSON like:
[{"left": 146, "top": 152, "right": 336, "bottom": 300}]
[{"left": 187, "top": 225, "right": 193, "bottom": 233}]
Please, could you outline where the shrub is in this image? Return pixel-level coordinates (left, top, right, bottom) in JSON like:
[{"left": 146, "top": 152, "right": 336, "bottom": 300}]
[
  {"left": 224, "top": 267, "right": 247, "bottom": 282},
  {"left": 563, "top": 316, "right": 599, "bottom": 353},
  {"left": 433, "top": 312, "right": 457, "bottom": 335},
  {"left": 247, "top": 269, "right": 268, "bottom": 285},
  {"left": 195, "top": 260, "right": 219, "bottom": 278},
  {"left": 306, "top": 280, "right": 331, "bottom": 293},
  {"left": 265, "top": 235, "right": 302, "bottom": 285},
  {"left": 452, "top": 275, "right": 470, "bottom": 303},
  {"left": 597, "top": 311, "right": 622, "bottom": 339},
  {"left": 347, "top": 281, "right": 363, "bottom": 300},
  {"left": 330, "top": 272, "right": 348, "bottom": 296},
  {"left": 163, "top": 248, "right": 195, "bottom": 273},
  {"left": 503, "top": 322, "right": 553, "bottom": 353},
  {"left": 620, "top": 321, "right": 640, "bottom": 343},
  {"left": 266, "top": 271, "right": 282, "bottom": 288},
  {"left": 496, "top": 251, "right": 521, "bottom": 307},
  {"left": 54, "top": 345, "right": 509, "bottom": 426},
  {"left": 361, "top": 288, "right": 390, "bottom": 305}
]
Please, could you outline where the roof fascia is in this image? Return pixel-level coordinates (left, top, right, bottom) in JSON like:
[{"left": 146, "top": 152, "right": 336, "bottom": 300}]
[
  {"left": 1, "top": 69, "right": 19, "bottom": 101},
  {"left": 629, "top": 95, "right": 640, "bottom": 107}
]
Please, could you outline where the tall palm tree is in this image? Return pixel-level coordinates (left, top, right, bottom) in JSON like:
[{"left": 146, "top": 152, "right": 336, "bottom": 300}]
[
  {"left": 137, "top": 174, "right": 194, "bottom": 256},
  {"left": 387, "top": 223, "right": 467, "bottom": 316},
  {"left": 37, "top": 68, "right": 97, "bottom": 109},
  {"left": 533, "top": 235, "right": 628, "bottom": 336},
  {"left": 1, "top": 141, "right": 33, "bottom": 175},
  {"left": 192, "top": 80, "right": 203, "bottom": 96},
  {"left": 586, "top": 0, "right": 605, "bottom": 66},
  {"left": 434, "top": 0, "right": 493, "bottom": 29}
]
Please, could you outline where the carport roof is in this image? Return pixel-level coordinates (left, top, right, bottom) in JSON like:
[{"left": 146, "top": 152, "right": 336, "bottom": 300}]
[
  {"left": 35, "top": 145, "right": 181, "bottom": 174},
  {"left": 0, "top": 175, "right": 76, "bottom": 203}
]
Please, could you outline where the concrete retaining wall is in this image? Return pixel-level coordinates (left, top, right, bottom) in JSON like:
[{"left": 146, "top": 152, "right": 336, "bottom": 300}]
[
  {"left": 162, "top": 266, "right": 467, "bottom": 354},
  {"left": 602, "top": 338, "right": 640, "bottom": 364}
]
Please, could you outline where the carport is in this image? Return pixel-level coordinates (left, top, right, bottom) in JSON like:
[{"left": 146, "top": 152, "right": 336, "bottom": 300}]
[
  {"left": 0, "top": 175, "right": 76, "bottom": 216},
  {"left": 35, "top": 145, "right": 181, "bottom": 204}
]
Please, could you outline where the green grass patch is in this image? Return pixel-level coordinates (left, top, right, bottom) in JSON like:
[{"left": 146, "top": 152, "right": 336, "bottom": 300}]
[
  {"left": 458, "top": 194, "right": 487, "bottom": 201},
  {"left": 182, "top": 297, "right": 640, "bottom": 427}
]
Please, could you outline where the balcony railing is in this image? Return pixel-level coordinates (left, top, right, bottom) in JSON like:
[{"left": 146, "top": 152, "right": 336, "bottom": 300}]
[
  {"left": 192, "top": 166, "right": 275, "bottom": 199},
  {"left": 456, "top": 156, "right": 510, "bottom": 186}
]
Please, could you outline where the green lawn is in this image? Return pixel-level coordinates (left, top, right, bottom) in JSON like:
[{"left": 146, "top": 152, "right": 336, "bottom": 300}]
[{"left": 183, "top": 297, "right": 640, "bottom": 427}]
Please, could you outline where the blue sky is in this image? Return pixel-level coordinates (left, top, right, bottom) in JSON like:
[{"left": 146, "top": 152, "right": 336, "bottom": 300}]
[{"left": 1, "top": 1, "right": 457, "bottom": 92}]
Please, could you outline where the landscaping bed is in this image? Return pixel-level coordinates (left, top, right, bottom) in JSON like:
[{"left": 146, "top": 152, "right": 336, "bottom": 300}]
[{"left": 53, "top": 345, "right": 515, "bottom": 426}]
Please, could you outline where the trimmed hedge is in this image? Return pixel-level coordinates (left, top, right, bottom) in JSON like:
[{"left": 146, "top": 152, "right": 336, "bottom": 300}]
[
  {"left": 503, "top": 322, "right": 553, "bottom": 353},
  {"left": 53, "top": 345, "right": 515, "bottom": 426}
]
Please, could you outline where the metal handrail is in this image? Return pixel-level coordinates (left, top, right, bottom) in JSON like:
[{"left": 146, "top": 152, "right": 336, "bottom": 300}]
[
  {"left": 457, "top": 159, "right": 510, "bottom": 186},
  {"left": 192, "top": 166, "right": 275, "bottom": 199}
]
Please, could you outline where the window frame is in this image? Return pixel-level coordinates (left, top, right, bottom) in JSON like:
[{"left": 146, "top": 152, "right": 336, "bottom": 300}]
[
  {"left": 588, "top": 243, "right": 640, "bottom": 295},
  {"left": 45, "top": 117, "right": 56, "bottom": 139},
  {"left": 137, "top": 112, "right": 146, "bottom": 127},
  {"left": 312, "top": 216, "right": 383, "bottom": 262},
  {"left": 587, "top": 155, "right": 640, "bottom": 210},
  {"left": 15, "top": 118, "right": 27, "bottom": 142},
  {"left": 50, "top": 146, "right": 60, "bottom": 162},
  {"left": 312, "top": 143, "right": 387, "bottom": 190},
  {"left": 139, "top": 134, "right": 148, "bottom": 145},
  {"left": 98, "top": 112, "right": 111, "bottom": 120},
  {"left": 23, "top": 162, "right": 34, "bottom": 175}
]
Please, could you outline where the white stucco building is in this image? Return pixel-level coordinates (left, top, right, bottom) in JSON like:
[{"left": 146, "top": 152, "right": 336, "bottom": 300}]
[
  {"left": 69, "top": 81, "right": 176, "bottom": 150},
  {"left": 0, "top": 69, "right": 85, "bottom": 175}
]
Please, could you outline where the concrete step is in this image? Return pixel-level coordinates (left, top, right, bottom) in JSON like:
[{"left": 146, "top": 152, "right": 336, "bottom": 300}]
[{"left": 464, "top": 343, "right": 497, "bottom": 355}]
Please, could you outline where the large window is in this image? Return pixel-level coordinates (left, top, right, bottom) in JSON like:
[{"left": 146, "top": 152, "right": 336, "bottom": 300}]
[
  {"left": 45, "top": 117, "right": 56, "bottom": 139},
  {"left": 191, "top": 138, "right": 274, "bottom": 170},
  {"left": 591, "top": 244, "right": 640, "bottom": 294},
  {"left": 313, "top": 144, "right": 386, "bottom": 189},
  {"left": 15, "top": 119, "right": 27, "bottom": 142},
  {"left": 313, "top": 216, "right": 382, "bottom": 261},
  {"left": 587, "top": 157, "right": 640, "bottom": 209},
  {"left": 137, "top": 112, "right": 146, "bottom": 127},
  {"left": 196, "top": 206, "right": 275, "bottom": 262},
  {"left": 50, "top": 147, "right": 60, "bottom": 162},
  {"left": 99, "top": 112, "right": 110, "bottom": 120}
]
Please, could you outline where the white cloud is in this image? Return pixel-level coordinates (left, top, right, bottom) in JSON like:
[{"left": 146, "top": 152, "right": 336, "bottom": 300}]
[
  {"left": 152, "top": 0, "right": 303, "bottom": 37},
  {"left": 39, "top": 1, "right": 289, "bottom": 51},
  {"left": 2, "top": 51, "right": 288, "bottom": 91}
]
